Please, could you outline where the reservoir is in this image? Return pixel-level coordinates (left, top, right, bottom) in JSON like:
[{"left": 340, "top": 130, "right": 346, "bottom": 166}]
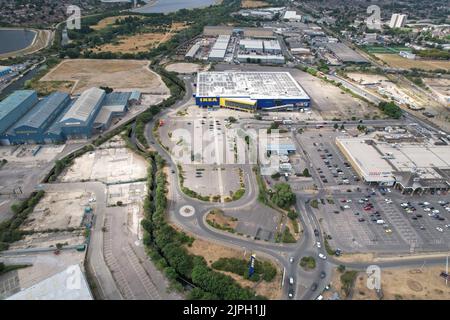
[
  {"left": 0, "top": 29, "right": 36, "bottom": 54},
  {"left": 132, "top": 0, "right": 217, "bottom": 14}
]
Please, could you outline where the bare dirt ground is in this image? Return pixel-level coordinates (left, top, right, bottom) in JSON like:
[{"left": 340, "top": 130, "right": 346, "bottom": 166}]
[
  {"left": 424, "top": 78, "right": 450, "bottom": 106},
  {"left": 353, "top": 267, "right": 450, "bottom": 300},
  {"left": 38, "top": 59, "right": 169, "bottom": 94},
  {"left": 93, "top": 23, "right": 186, "bottom": 54},
  {"left": 165, "top": 62, "right": 206, "bottom": 74},
  {"left": 206, "top": 208, "right": 238, "bottom": 230},
  {"left": 8, "top": 231, "right": 85, "bottom": 250},
  {"left": 21, "top": 191, "right": 93, "bottom": 231},
  {"left": 375, "top": 54, "right": 450, "bottom": 71},
  {"left": 326, "top": 264, "right": 450, "bottom": 300},
  {"left": 241, "top": 0, "right": 269, "bottom": 8},
  {"left": 185, "top": 236, "right": 283, "bottom": 299}
]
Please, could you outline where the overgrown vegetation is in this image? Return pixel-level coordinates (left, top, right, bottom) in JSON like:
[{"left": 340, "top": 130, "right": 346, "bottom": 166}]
[
  {"left": 378, "top": 101, "right": 402, "bottom": 119},
  {"left": 281, "top": 226, "right": 296, "bottom": 243},
  {"left": 0, "top": 190, "right": 45, "bottom": 251},
  {"left": 299, "top": 256, "right": 316, "bottom": 270},
  {"left": 46, "top": 145, "right": 95, "bottom": 182},
  {"left": 211, "top": 257, "right": 277, "bottom": 283},
  {"left": 340, "top": 270, "right": 358, "bottom": 297}
]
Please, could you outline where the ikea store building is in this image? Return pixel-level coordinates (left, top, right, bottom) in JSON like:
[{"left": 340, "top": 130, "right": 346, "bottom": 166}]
[{"left": 194, "top": 71, "right": 310, "bottom": 112}]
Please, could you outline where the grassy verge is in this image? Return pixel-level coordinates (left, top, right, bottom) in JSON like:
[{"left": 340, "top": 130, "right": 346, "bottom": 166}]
[{"left": 211, "top": 257, "right": 277, "bottom": 282}]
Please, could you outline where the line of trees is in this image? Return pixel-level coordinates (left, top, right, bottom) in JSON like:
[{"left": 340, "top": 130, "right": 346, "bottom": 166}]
[
  {"left": 140, "top": 153, "right": 264, "bottom": 299},
  {"left": 0, "top": 190, "right": 45, "bottom": 251}
]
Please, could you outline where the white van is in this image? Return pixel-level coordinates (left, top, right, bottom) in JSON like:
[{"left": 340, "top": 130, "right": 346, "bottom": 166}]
[
  {"left": 376, "top": 219, "right": 385, "bottom": 224},
  {"left": 316, "top": 295, "right": 323, "bottom": 300}
]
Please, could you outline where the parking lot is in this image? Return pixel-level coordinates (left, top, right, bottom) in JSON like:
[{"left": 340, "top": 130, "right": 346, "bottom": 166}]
[{"left": 297, "top": 127, "right": 450, "bottom": 253}]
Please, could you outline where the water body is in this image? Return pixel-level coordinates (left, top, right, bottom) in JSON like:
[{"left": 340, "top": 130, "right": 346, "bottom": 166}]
[
  {"left": 132, "top": 0, "right": 217, "bottom": 14},
  {"left": 0, "top": 29, "right": 36, "bottom": 54}
]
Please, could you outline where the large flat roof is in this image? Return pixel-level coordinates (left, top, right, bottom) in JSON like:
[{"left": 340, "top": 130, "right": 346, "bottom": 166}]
[
  {"left": 336, "top": 135, "right": 450, "bottom": 184},
  {"left": 326, "top": 43, "right": 368, "bottom": 63},
  {"left": 196, "top": 72, "right": 310, "bottom": 100}
]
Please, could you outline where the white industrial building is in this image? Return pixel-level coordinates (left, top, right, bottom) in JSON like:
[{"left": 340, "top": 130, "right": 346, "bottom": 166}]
[
  {"left": 283, "top": 10, "right": 302, "bottom": 21},
  {"left": 336, "top": 133, "right": 450, "bottom": 193},
  {"left": 389, "top": 14, "right": 407, "bottom": 28},
  {"left": 208, "top": 35, "right": 231, "bottom": 61}
]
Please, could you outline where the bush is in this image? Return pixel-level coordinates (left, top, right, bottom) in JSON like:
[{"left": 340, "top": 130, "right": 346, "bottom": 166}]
[
  {"left": 287, "top": 210, "right": 298, "bottom": 220},
  {"left": 340, "top": 271, "right": 358, "bottom": 297},
  {"left": 281, "top": 226, "right": 296, "bottom": 243},
  {"left": 211, "top": 257, "right": 277, "bottom": 282},
  {"left": 378, "top": 101, "right": 402, "bottom": 119},
  {"left": 300, "top": 256, "right": 316, "bottom": 270}
]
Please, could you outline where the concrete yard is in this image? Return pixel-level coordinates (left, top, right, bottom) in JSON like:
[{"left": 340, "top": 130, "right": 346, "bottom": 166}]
[
  {"left": 21, "top": 191, "right": 94, "bottom": 231},
  {"left": 165, "top": 62, "right": 207, "bottom": 74},
  {"left": 61, "top": 138, "right": 148, "bottom": 184}
]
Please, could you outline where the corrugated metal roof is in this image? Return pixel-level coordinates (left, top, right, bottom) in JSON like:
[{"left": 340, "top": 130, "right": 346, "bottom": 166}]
[
  {"left": 102, "top": 92, "right": 131, "bottom": 107},
  {"left": 129, "top": 91, "right": 141, "bottom": 101},
  {"left": 60, "top": 87, "right": 105, "bottom": 123},
  {"left": 0, "top": 90, "right": 37, "bottom": 122},
  {"left": 12, "top": 92, "right": 70, "bottom": 131}
]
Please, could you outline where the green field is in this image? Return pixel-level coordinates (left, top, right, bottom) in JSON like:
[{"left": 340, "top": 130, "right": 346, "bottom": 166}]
[{"left": 363, "top": 46, "right": 412, "bottom": 54}]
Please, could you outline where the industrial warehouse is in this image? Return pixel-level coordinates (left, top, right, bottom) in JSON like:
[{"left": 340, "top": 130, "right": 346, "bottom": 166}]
[
  {"left": 195, "top": 71, "right": 310, "bottom": 111},
  {"left": 335, "top": 132, "right": 450, "bottom": 194},
  {"left": 0, "top": 88, "right": 141, "bottom": 145}
]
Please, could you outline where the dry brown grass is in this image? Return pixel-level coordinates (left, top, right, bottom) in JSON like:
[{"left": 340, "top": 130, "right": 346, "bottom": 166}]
[
  {"left": 241, "top": 0, "right": 269, "bottom": 8},
  {"left": 91, "top": 15, "right": 141, "bottom": 31},
  {"left": 326, "top": 265, "right": 450, "bottom": 300},
  {"left": 375, "top": 54, "right": 450, "bottom": 71},
  {"left": 206, "top": 208, "right": 238, "bottom": 230},
  {"left": 93, "top": 22, "right": 187, "bottom": 54},
  {"left": 39, "top": 59, "right": 169, "bottom": 94},
  {"left": 186, "top": 236, "right": 283, "bottom": 300}
]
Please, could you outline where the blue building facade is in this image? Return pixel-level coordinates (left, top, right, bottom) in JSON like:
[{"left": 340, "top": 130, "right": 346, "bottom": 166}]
[
  {"left": 0, "top": 90, "right": 38, "bottom": 136},
  {"left": 4, "top": 92, "right": 71, "bottom": 144}
]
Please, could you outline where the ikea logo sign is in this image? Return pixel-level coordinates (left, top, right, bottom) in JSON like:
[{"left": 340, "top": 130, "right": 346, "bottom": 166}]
[{"left": 200, "top": 97, "right": 218, "bottom": 103}]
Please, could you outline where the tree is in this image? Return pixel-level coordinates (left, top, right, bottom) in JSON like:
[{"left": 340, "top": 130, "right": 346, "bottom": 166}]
[
  {"left": 340, "top": 124, "right": 345, "bottom": 130},
  {"left": 378, "top": 101, "right": 402, "bottom": 119},
  {"left": 287, "top": 209, "right": 298, "bottom": 220},
  {"left": 302, "top": 168, "right": 310, "bottom": 177},
  {"left": 333, "top": 123, "right": 339, "bottom": 130},
  {"left": 271, "top": 183, "right": 296, "bottom": 209}
]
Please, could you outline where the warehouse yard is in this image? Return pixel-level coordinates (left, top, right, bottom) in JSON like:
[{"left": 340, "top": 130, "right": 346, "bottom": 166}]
[
  {"left": 61, "top": 146, "right": 148, "bottom": 184},
  {"left": 39, "top": 59, "right": 170, "bottom": 94}
]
